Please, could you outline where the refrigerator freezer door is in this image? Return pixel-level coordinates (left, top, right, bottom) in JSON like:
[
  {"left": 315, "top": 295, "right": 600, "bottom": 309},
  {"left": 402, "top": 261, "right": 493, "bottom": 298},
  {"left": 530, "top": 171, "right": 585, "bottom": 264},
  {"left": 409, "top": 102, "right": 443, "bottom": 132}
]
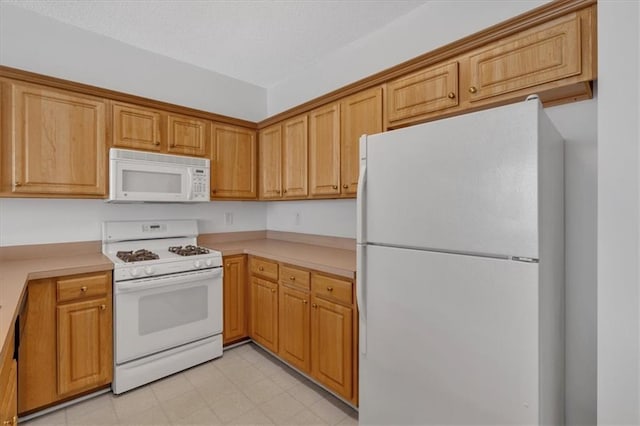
[
  {"left": 359, "top": 244, "right": 539, "bottom": 425},
  {"left": 365, "top": 101, "right": 540, "bottom": 259}
]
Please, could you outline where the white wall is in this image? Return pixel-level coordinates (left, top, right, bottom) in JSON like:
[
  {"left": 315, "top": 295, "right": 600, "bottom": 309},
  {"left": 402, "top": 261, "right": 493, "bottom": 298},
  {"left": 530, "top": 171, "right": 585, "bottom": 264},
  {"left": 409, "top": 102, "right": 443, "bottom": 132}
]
[
  {"left": 0, "top": 4, "right": 267, "bottom": 122},
  {"left": 0, "top": 199, "right": 266, "bottom": 246},
  {"left": 597, "top": 1, "right": 640, "bottom": 424},
  {"left": 266, "top": 199, "right": 355, "bottom": 238},
  {"left": 267, "top": 0, "right": 548, "bottom": 115}
]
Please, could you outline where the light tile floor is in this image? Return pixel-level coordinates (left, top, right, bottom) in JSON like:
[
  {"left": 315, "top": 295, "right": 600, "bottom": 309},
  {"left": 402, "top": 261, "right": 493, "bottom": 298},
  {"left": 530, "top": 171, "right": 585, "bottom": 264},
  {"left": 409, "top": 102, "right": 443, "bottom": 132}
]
[{"left": 22, "top": 343, "right": 358, "bottom": 426}]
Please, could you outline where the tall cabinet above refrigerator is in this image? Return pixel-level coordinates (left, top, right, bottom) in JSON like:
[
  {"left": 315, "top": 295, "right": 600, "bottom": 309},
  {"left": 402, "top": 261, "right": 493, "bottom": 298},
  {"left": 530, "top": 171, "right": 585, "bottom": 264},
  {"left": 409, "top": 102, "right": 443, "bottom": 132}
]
[{"left": 356, "top": 97, "right": 564, "bottom": 425}]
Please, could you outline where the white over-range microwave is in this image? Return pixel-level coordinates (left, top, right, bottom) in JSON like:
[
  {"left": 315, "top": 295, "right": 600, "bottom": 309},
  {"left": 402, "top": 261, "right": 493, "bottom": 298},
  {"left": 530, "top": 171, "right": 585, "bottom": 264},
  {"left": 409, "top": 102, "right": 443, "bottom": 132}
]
[{"left": 108, "top": 148, "right": 210, "bottom": 203}]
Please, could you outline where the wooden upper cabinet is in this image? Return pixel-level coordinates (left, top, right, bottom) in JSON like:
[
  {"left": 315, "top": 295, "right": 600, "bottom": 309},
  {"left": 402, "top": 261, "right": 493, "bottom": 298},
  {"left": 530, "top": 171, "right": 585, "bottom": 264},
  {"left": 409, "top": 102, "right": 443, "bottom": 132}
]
[
  {"left": 112, "top": 102, "right": 162, "bottom": 151},
  {"left": 167, "top": 114, "right": 208, "bottom": 157},
  {"left": 282, "top": 115, "right": 308, "bottom": 198},
  {"left": 341, "top": 87, "right": 383, "bottom": 196},
  {"left": 466, "top": 12, "right": 585, "bottom": 104},
  {"left": 210, "top": 124, "right": 256, "bottom": 199},
  {"left": 387, "top": 61, "right": 459, "bottom": 126},
  {"left": 309, "top": 103, "right": 341, "bottom": 197},
  {"left": 258, "top": 124, "right": 283, "bottom": 199},
  {"left": 0, "top": 80, "right": 107, "bottom": 196}
]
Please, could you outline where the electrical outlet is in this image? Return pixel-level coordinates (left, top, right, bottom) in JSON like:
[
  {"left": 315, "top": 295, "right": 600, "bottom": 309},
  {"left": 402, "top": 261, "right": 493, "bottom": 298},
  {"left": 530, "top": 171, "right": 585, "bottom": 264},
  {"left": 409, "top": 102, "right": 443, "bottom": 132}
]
[
  {"left": 224, "top": 212, "right": 234, "bottom": 226},
  {"left": 295, "top": 212, "right": 301, "bottom": 225}
]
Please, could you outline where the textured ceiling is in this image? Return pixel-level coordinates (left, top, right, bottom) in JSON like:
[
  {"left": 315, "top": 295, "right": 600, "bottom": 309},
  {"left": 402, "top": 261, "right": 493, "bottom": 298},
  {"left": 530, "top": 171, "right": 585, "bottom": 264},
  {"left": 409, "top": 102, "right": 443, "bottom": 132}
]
[{"left": 5, "top": 0, "right": 429, "bottom": 88}]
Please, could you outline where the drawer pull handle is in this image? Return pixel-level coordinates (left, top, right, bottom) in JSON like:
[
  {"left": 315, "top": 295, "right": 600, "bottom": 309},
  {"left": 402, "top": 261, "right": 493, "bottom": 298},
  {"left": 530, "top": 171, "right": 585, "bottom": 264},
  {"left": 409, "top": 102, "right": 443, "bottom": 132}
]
[
  {"left": 259, "top": 266, "right": 264, "bottom": 271},
  {"left": 289, "top": 276, "right": 295, "bottom": 281},
  {"left": 80, "top": 286, "right": 88, "bottom": 292},
  {"left": 326, "top": 286, "right": 334, "bottom": 292},
  {"left": 100, "top": 304, "right": 106, "bottom": 310}
]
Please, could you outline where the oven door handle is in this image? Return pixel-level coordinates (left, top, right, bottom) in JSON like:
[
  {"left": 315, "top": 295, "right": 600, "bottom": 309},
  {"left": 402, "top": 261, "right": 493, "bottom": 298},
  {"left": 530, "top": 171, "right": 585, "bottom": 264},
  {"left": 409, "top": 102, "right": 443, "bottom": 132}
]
[{"left": 116, "top": 268, "right": 222, "bottom": 293}]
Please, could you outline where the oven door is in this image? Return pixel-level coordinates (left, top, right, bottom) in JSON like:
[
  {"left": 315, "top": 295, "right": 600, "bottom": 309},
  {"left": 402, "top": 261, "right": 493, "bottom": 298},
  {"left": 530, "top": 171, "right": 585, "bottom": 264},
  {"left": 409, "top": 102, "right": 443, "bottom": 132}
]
[{"left": 114, "top": 268, "right": 222, "bottom": 364}]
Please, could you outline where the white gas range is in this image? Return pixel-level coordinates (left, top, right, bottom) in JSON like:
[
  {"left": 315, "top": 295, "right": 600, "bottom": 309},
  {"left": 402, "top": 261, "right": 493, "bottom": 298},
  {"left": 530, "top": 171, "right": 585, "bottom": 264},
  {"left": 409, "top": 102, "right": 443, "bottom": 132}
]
[{"left": 102, "top": 220, "right": 223, "bottom": 394}]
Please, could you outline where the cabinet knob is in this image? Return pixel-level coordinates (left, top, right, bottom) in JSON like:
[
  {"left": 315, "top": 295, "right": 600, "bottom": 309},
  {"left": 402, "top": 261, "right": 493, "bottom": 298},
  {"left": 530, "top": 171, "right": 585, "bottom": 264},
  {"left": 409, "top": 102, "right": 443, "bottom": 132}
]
[
  {"left": 302, "top": 300, "right": 308, "bottom": 304},
  {"left": 14, "top": 181, "right": 22, "bottom": 187},
  {"left": 332, "top": 185, "right": 338, "bottom": 190},
  {"left": 226, "top": 264, "right": 230, "bottom": 267},
  {"left": 468, "top": 86, "right": 478, "bottom": 94},
  {"left": 154, "top": 141, "right": 161, "bottom": 146},
  {"left": 276, "top": 190, "right": 281, "bottom": 194},
  {"left": 448, "top": 92, "right": 456, "bottom": 99},
  {"left": 283, "top": 189, "right": 287, "bottom": 194},
  {"left": 212, "top": 189, "right": 217, "bottom": 194},
  {"left": 100, "top": 304, "right": 106, "bottom": 310},
  {"left": 271, "top": 289, "right": 276, "bottom": 293},
  {"left": 289, "top": 276, "right": 295, "bottom": 281},
  {"left": 326, "top": 286, "right": 334, "bottom": 292},
  {"left": 312, "top": 303, "right": 318, "bottom": 308},
  {"left": 80, "top": 286, "right": 88, "bottom": 292},
  {"left": 342, "top": 184, "right": 349, "bottom": 189},
  {"left": 259, "top": 266, "right": 264, "bottom": 271}
]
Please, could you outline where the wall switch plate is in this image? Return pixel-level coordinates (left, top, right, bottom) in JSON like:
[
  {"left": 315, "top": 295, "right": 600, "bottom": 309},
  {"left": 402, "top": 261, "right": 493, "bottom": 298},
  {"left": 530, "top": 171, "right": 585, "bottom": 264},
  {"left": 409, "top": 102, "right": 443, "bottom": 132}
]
[
  {"left": 295, "top": 212, "right": 301, "bottom": 225},
  {"left": 224, "top": 212, "right": 234, "bottom": 226}
]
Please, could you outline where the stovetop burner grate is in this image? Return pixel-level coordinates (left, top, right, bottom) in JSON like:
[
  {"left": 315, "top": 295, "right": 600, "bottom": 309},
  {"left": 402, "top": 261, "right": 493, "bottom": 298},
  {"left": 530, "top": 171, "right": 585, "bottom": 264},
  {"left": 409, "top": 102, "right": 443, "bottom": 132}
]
[
  {"left": 116, "top": 249, "right": 160, "bottom": 263},
  {"left": 168, "top": 245, "right": 210, "bottom": 256}
]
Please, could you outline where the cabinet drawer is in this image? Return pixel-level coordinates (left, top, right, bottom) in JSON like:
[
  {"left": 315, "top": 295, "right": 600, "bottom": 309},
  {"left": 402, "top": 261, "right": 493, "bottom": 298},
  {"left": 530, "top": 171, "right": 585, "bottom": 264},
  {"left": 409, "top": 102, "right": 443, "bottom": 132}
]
[
  {"left": 56, "top": 272, "right": 110, "bottom": 303},
  {"left": 250, "top": 258, "right": 279, "bottom": 281},
  {"left": 280, "top": 265, "right": 310, "bottom": 290},
  {"left": 312, "top": 274, "right": 353, "bottom": 305}
]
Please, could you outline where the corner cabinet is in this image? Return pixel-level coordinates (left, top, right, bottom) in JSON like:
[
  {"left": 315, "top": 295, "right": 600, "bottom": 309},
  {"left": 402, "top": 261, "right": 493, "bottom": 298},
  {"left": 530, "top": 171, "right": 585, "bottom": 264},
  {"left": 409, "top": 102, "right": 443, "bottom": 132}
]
[
  {"left": 19, "top": 271, "right": 113, "bottom": 415},
  {"left": 210, "top": 124, "right": 257, "bottom": 199},
  {"left": 223, "top": 255, "right": 249, "bottom": 345},
  {"left": 0, "top": 80, "right": 107, "bottom": 197}
]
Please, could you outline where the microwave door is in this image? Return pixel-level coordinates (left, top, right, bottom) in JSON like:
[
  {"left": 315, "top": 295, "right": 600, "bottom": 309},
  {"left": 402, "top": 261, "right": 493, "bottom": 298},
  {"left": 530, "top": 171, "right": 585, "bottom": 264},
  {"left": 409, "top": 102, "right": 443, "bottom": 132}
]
[{"left": 113, "top": 160, "right": 189, "bottom": 202}]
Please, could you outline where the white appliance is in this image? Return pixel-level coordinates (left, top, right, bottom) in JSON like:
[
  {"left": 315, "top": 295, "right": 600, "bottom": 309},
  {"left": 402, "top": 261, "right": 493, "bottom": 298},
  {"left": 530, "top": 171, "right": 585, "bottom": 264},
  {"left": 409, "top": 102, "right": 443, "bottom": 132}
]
[
  {"left": 108, "top": 148, "right": 210, "bottom": 203},
  {"left": 356, "top": 98, "right": 564, "bottom": 425},
  {"left": 102, "top": 220, "right": 223, "bottom": 394}
]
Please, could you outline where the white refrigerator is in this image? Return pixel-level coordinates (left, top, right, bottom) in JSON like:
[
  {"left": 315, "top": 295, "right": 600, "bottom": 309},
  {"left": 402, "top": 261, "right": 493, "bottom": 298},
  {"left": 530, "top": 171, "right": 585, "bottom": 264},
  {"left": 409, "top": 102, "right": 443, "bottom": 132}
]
[{"left": 356, "top": 98, "right": 564, "bottom": 425}]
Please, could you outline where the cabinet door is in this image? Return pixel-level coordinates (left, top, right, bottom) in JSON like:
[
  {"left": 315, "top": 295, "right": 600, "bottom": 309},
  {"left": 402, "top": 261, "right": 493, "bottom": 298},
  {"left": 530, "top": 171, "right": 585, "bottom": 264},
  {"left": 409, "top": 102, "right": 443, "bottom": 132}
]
[
  {"left": 250, "top": 277, "right": 279, "bottom": 353},
  {"left": 311, "top": 296, "right": 353, "bottom": 399},
  {"left": 223, "top": 255, "right": 248, "bottom": 345},
  {"left": 467, "top": 14, "right": 582, "bottom": 103},
  {"left": 387, "top": 61, "right": 459, "bottom": 124},
  {"left": 112, "top": 102, "right": 162, "bottom": 151},
  {"left": 282, "top": 115, "right": 308, "bottom": 198},
  {"left": 279, "top": 286, "right": 310, "bottom": 373},
  {"left": 258, "top": 124, "right": 283, "bottom": 199},
  {"left": 166, "top": 114, "right": 207, "bottom": 157},
  {"left": 0, "top": 327, "right": 17, "bottom": 426},
  {"left": 341, "top": 87, "right": 383, "bottom": 195},
  {"left": 7, "top": 82, "right": 107, "bottom": 195},
  {"left": 309, "top": 103, "right": 340, "bottom": 197},
  {"left": 57, "top": 297, "right": 112, "bottom": 396},
  {"left": 211, "top": 124, "right": 257, "bottom": 198}
]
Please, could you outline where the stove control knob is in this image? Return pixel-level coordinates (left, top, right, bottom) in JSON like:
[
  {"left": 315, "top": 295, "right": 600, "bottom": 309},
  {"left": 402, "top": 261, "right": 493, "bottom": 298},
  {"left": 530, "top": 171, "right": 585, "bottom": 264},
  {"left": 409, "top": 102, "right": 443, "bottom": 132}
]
[
  {"left": 194, "top": 260, "right": 202, "bottom": 269},
  {"left": 144, "top": 266, "right": 154, "bottom": 276},
  {"left": 130, "top": 268, "right": 140, "bottom": 277},
  {"left": 205, "top": 258, "right": 213, "bottom": 267}
]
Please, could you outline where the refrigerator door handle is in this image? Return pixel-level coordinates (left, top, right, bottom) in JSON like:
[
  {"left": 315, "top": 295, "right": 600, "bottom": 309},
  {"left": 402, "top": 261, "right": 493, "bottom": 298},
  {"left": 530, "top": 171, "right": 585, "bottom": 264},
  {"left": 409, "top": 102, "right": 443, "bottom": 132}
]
[
  {"left": 356, "top": 244, "right": 367, "bottom": 355},
  {"left": 356, "top": 164, "right": 367, "bottom": 244}
]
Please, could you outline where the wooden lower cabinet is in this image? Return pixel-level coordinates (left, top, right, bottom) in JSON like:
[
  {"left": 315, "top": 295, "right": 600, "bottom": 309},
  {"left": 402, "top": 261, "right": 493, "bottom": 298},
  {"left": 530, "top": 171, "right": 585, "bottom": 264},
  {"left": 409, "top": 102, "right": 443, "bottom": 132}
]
[
  {"left": 250, "top": 277, "right": 279, "bottom": 353},
  {"left": 19, "top": 271, "right": 113, "bottom": 415},
  {"left": 310, "top": 294, "right": 354, "bottom": 399},
  {"left": 223, "top": 255, "right": 248, "bottom": 345},
  {"left": 278, "top": 286, "right": 310, "bottom": 373},
  {"left": 0, "top": 329, "right": 17, "bottom": 426}
]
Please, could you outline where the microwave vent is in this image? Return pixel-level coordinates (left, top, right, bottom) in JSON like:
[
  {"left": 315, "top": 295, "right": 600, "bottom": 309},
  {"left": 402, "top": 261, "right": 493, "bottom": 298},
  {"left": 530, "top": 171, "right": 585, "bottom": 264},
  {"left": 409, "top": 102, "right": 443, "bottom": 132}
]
[{"left": 110, "top": 148, "right": 209, "bottom": 168}]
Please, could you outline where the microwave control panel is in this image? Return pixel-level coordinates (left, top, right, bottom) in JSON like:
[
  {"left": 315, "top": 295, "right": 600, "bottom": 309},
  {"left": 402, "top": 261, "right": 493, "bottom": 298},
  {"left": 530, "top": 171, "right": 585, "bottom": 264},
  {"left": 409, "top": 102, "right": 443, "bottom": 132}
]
[{"left": 192, "top": 169, "right": 209, "bottom": 199}]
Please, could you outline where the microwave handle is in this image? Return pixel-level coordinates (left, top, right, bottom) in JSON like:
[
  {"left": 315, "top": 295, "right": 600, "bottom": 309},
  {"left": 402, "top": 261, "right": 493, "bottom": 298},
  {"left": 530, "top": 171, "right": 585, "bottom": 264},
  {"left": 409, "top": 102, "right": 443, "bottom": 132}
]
[{"left": 187, "top": 170, "right": 194, "bottom": 200}]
